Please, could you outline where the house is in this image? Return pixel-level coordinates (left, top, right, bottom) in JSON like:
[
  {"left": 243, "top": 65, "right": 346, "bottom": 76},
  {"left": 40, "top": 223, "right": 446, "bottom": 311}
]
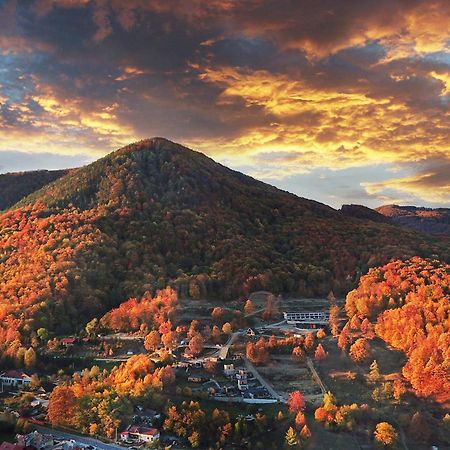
[
  {"left": 0, "top": 371, "right": 32, "bottom": 390},
  {"left": 0, "top": 443, "right": 24, "bottom": 450},
  {"left": 223, "top": 385, "right": 238, "bottom": 396},
  {"left": 17, "top": 430, "right": 54, "bottom": 449},
  {"left": 61, "top": 337, "right": 77, "bottom": 346},
  {"left": 120, "top": 426, "right": 160, "bottom": 443},
  {"left": 188, "top": 376, "right": 208, "bottom": 383},
  {"left": 223, "top": 364, "right": 235, "bottom": 377},
  {"left": 246, "top": 328, "right": 256, "bottom": 337},
  {"left": 237, "top": 378, "right": 248, "bottom": 390},
  {"left": 236, "top": 369, "right": 248, "bottom": 391},
  {"left": 174, "top": 361, "right": 189, "bottom": 368}
]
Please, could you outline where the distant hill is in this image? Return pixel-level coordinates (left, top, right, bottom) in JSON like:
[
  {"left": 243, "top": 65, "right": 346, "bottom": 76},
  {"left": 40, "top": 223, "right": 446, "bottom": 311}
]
[
  {"left": 340, "top": 204, "right": 390, "bottom": 224},
  {"left": 0, "top": 138, "right": 448, "bottom": 344},
  {"left": 0, "top": 169, "right": 69, "bottom": 210},
  {"left": 376, "top": 204, "right": 450, "bottom": 235}
]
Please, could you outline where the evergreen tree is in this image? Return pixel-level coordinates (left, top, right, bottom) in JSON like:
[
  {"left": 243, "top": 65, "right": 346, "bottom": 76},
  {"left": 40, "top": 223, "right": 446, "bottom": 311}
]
[
  {"left": 285, "top": 427, "right": 299, "bottom": 447},
  {"left": 367, "top": 360, "right": 381, "bottom": 383}
]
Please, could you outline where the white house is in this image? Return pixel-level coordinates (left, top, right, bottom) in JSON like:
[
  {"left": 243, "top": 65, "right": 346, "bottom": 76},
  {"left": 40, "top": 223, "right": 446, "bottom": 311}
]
[
  {"left": 223, "top": 364, "right": 235, "bottom": 377},
  {"left": 236, "top": 369, "right": 248, "bottom": 391},
  {"left": 120, "top": 426, "right": 160, "bottom": 443},
  {"left": 0, "top": 371, "right": 32, "bottom": 390}
]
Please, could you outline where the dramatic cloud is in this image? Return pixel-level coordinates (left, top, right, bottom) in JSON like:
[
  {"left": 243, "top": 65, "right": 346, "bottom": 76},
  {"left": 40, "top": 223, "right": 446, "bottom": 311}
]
[
  {"left": 0, "top": 0, "right": 449, "bottom": 207},
  {"left": 362, "top": 159, "right": 450, "bottom": 204}
]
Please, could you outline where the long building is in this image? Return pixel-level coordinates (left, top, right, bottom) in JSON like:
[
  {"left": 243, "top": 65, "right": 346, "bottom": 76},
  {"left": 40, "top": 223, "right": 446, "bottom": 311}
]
[{"left": 283, "top": 311, "right": 329, "bottom": 325}]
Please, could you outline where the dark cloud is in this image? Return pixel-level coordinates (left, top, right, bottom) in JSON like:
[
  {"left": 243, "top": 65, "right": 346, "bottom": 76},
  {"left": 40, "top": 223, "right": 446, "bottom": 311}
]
[{"left": 0, "top": 0, "right": 448, "bottom": 206}]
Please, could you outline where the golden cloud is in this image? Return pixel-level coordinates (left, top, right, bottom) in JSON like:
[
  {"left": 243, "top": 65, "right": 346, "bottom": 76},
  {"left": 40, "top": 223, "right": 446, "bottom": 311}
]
[
  {"left": 197, "top": 67, "right": 450, "bottom": 174},
  {"left": 0, "top": 81, "right": 135, "bottom": 158}
]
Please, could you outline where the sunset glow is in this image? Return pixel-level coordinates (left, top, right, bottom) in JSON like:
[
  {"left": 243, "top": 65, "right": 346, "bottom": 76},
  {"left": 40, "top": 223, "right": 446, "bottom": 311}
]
[{"left": 1, "top": 0, "right": 449, "bottom": 207}]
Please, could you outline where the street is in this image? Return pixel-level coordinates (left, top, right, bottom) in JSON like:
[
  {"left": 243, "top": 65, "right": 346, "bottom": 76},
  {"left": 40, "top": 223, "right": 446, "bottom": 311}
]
[{"left": 32, "top": 425, "right": 127, "bottom": 450}]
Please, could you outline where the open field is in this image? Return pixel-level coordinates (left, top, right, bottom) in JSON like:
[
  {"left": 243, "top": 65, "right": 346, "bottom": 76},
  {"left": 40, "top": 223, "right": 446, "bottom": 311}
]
[
  {"left": 256, "top": 354, "right": 322, "bottom": 402},
  {"left": 316, "top": 337, "right": 406, "bottom": 406},
  {"left": 307, "top": 419, "right": 361, "bottom": 450}
]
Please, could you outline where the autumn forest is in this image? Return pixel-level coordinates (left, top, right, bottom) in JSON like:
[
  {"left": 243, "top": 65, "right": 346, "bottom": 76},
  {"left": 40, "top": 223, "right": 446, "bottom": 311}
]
[{"left": 0, "top": 138, "right": 449, "bottom": 449}]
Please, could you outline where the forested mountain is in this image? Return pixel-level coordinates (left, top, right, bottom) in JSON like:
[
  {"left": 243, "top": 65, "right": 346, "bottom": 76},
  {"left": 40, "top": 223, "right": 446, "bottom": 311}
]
[
  {"left": 0, "top": 169, "right": 69, "bottom": 210},
  {"left": 1, "top": 138, "right": 449, "bottom": 347},
  {"left": 376, "top": 204, "right": 450, "bottom": 235}
]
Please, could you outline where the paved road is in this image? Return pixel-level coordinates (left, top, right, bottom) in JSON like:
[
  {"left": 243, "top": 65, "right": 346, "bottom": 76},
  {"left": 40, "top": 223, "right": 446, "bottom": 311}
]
[
  {"left": 32, "top": 425, "right": 127, "bottom": 450},
  {"left": 306, "top": 357, "right": 326, "bottom": 395},
  {"left": 243, "top": 307, "right": 266, "bottom": 318},
  {"left": 216, "top": 331, "right": 241, "bottom": 360},
  {"left": 242, "top": 357, "right": 284, "bottom": 402}
]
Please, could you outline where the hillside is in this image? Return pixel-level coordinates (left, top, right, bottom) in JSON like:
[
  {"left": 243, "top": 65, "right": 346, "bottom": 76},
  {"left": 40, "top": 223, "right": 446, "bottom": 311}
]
[
  {"left": 376, "top": 204, "right": 450, "bottom": 234},
  {"left": 340, "top": 204, "right": 390, "bottom": 224},
  {"left": 0, "top": 169, "right": 69, "bottom": 210},
  {"left": 1, "top": 138, "right": 449, "bottom": 347},
  {"left": 345, "top": 257, "right": 449, "bottom": 400}
]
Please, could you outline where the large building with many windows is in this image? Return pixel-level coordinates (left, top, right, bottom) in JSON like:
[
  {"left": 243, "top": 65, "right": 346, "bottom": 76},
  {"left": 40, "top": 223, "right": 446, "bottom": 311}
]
[{"left": 283, "top": 311, "right": 329, "bottom": 325}]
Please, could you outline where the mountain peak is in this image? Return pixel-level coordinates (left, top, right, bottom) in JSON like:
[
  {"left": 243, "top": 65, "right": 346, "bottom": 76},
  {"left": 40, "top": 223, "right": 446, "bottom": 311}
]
[
  {"left": 112, "top": 137, "right": 198, "bottom": 158},
  {"left": 12, "top": 138, "right": 288, "bottom": 212}
]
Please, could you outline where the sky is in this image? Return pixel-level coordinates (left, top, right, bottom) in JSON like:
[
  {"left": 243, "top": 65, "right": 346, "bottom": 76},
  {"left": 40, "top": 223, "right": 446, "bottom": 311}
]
[{"left": 0, "top": 0, "right": 449, "bottom": 209}]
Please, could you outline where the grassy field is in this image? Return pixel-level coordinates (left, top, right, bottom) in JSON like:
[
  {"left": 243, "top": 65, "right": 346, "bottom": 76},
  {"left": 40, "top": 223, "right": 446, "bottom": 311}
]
[
  {"left": 307, "top": 419, "right": 360, "bottom": 450},
  {"left": 315, "top": 336, "right": 406, "bottom": 406}
]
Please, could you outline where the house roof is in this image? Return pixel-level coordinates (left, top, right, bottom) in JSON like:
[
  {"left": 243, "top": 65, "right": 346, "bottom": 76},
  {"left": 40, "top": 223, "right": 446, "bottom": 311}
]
[
  {"left": 61, "top": 337, "right": 76, "bottom": 344},
  {"left": 126, "top": 426, "right": 159, "bottom": 436},
  {"left": 139, "top": 428, "right": 159, "bottom": 436},
  {"left": 1, "top": 370, "right": 30, "bottom": 379}
]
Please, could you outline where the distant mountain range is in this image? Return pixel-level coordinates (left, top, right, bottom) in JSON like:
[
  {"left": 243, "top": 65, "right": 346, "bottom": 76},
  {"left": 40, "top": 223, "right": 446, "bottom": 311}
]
[
  {"left": 0, "top": 169, "right": 69, "bottom": 210},
  {"left": 0, "top": 138, "right": 448, "bottom": 341},
  {"left": 341, "top": 204, "right": 450, "bottom": 235}
]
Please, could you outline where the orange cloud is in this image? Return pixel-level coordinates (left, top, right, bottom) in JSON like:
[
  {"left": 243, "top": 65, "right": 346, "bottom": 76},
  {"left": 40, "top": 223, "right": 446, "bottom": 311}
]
[{"left": 196, "top": 67, "right": 450, "bottom": 175}]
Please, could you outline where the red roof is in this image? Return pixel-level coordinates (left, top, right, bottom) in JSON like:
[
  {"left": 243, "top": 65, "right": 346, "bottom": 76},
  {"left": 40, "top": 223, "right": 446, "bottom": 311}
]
[
  {"left": 61, "top": 337, "right": 77, "bottom": 344},
  {"left": 2, "top": 370, "right": 29, "bottom": 379},
  {"left": 126, "top": 426, "right": 159, "bottom": 436},
  {"left": 0, "top": 442, "right": 25, "bottom": 450},
  {"left": 138, "top": 428, "right": 159, "bottom": 436}
]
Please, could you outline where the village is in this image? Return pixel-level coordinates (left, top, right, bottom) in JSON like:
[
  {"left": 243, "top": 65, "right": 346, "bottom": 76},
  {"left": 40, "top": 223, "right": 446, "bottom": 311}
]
[{"left": 0, "top": 292, "right": 336, "bottom": 449}]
